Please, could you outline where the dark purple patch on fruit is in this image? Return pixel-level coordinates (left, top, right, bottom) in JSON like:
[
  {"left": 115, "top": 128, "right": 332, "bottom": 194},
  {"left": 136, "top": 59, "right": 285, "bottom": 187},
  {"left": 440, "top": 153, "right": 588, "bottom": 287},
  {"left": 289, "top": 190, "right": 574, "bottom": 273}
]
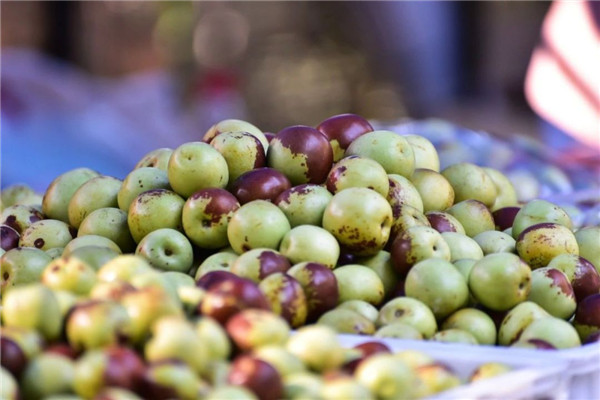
[
  {"left": 274, "top": 125, "right": 333, "bottom": 184},
  {"left": 274, "top": 184, "right": 313, "bottom": 205},
  {"left": 1, "top": 224, "right": 20, "bottom": 251},
  {"left": 388, "top": 279, "right": 406, "bottom": 299},
  {"left": 264, "top": 132, "right": 276, "bottom": 143},
  {"left": 544, "top": 268, "right": 576, "bottom": 298},
  {"left": 29, "top": 213, "right": 43, "bottom": 224},
  {"left": 201, "top": 277, "right": 271, "bottom": 325},
  {"left": 138, "top": 361, "right": 187, "bottom": 400},
  {"left": 517, "top": 222, "right": 560, "bottom": 243},
  {"left": 103, "top": 346, "right": 146, "bottom": 393},
  {"left": 45, "top": 343, "right": 81, "bottom": 360},
  {"left": 192, "top": 188, "right": 240, "bottom": 224},
  {"left": 297, "top": 263, "right": 339, "bottom": 322},
  {"left": 0, "top": 336, "right": 27, "bottom": 379},
  {"left": 574, "top": 294, "right": 600, "bottom": 328},
  {"left": 426, "top": 212, "right": 458, "bottom": 233},
  {"left": 492, "top": 206, "right": 521, "bottom": 231},
  {"left": 228, "top": 355, "right": 284, "bottom": 400},
  {"left": 268, "top": 274, "right": 307, "bottom": 328},
  {"left": 136, "top": 189, "right": 171, "bottom": 205},
  {"left": 523, "top": 338, "right": 557, "bottom": 350},
  {"left": 476, "top": 305, "right": 508, "bottom": 331},
  {"left": 571, "top": 257, "right": 600, "bottom": 302},
  {"left": 390, "top": 234, "right": 417, "bottom": 278},
  {"left": 584, "top": 331, "right": 600, "bottom": 344},
  {"left": 342, "top": 341, "right": 391, "bottom": 374},
  {"left": 326, "top": 166, "right": 346, "bottom": 193},
  {"left": 316, "top": 113, "right": 373, "bottom": 151},
  {"left": 257, "top": 251, "right": 291, "bottom": 279},
  {"left": 195, "top": 270, "right": 241, "bottom": 290},
  {"left": 249, "top": 134, "right": 267, "bottom": 168},
  {"left": 231, "top": 168, "right": 291, "bottom": 205},
  {"left": 33, "top": 238, "right": 45, "bottom": 248},
  {"left": 336, "top": 251, "right": 356, "bottom": 267}
]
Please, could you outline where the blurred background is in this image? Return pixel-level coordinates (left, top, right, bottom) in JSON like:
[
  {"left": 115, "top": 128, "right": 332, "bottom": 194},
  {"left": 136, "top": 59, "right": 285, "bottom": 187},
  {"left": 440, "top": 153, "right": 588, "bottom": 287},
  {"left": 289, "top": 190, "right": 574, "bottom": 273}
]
[{"left": 1, "top": 1, "right": 598, "bottom": 192}]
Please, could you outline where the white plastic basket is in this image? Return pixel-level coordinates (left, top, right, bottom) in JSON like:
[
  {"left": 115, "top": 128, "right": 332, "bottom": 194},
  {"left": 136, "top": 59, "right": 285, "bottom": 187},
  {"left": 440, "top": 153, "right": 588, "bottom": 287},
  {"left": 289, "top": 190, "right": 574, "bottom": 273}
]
[{"left": 337, "top": 334, "right": 598, "bottom": 400}]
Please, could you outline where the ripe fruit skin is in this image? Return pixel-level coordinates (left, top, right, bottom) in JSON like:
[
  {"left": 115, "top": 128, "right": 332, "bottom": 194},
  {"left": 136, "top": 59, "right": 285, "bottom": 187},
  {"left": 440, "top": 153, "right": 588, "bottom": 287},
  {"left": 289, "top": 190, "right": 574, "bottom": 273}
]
[
  {"left": 387, "top": 174, "right": 424, "bottom": 214},
  {"left": 230, "top": 168, "right": 291, "bottom": 205},
  {"left": 426, "top": 212, "right": 465, "bottom": 234},
  {"left": 203, "top": 118, "right": 268, "bottom": 154},
  {"left": 527, "top": 267, "right": 576, "bottom": 320},
  {"left": 287, "top": 262, "right": 339, "bottom": 321},
  {"left": 547, "top": 254, "right": 600, "bottom": 302},
  {"left": 259, "top": 272, "right": 308, "bottom": 328},
  {"left": 201, "top": 277, "right": 271, "bottom": 325},
  {"left": 210, "top": 131, "right": 267, "bottom": 183},
  {"left": 322, "top": 187, "right": 393, "bottom": 257},
  {"left": 316, "top": 113, "right": 373, "bottom": 161},
  {"left": 227, "top": 355, "right": 284, "bottom": 400},
  {"left": 1, "top": 225, "right": 20, "bottom": 251},
  {"left": 231, "top": 248, "right": 291, "bottom": 282},
  {"left": 390, "top": 226, "right": 451, "bottom": 278},
  {"left": 267, "top": 125, "right": 333, "bottom": 185},
  {"left": 226, "top": 309, "right": 290, "bottom": 352},
  {"left": 573, "top": 294, "right": 600, "bottom": 341},
  {"left": 182, "top": 188, "right": 240, "bottom": 249}
]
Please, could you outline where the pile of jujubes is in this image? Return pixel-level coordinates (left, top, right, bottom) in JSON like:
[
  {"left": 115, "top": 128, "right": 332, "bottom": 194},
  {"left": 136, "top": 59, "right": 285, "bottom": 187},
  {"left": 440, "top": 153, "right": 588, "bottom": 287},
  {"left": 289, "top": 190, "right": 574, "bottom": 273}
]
[{"left": 1, "top": 114, "right": 599, "bottom": 399}]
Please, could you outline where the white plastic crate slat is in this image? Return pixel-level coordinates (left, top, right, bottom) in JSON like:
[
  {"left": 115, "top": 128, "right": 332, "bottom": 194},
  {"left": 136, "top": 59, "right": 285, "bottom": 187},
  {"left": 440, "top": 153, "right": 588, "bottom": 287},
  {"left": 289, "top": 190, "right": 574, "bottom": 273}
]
[{"left": 337, "top": 334, "right": 599, "bottom": 400}]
